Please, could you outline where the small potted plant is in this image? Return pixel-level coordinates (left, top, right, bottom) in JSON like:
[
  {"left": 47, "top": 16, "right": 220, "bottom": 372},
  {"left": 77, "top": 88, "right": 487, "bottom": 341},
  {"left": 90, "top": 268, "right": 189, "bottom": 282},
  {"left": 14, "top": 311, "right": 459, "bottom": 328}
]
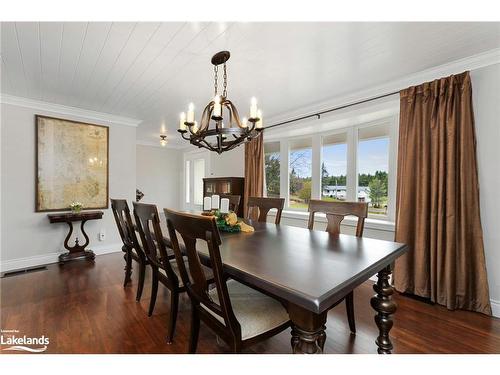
[{"left": 70, "top": 201, "right": 83, "bottom": 214}]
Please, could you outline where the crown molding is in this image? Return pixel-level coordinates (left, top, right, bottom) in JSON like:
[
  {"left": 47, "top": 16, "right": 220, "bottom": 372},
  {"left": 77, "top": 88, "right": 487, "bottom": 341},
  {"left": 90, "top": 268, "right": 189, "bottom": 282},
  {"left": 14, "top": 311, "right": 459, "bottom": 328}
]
[
  {"left": 267, "top": 48, "right": 500, "bottom": 126},
  {"left": 0, "top": 94, "right": 142, "bottom": 127}
]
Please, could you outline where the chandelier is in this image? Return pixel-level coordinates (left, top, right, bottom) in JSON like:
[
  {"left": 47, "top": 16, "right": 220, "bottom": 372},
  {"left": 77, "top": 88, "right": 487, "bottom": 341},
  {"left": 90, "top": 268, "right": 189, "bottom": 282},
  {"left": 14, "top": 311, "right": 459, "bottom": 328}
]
[{"left": 178, "top": 51, "right": 263, "bottom": 154}]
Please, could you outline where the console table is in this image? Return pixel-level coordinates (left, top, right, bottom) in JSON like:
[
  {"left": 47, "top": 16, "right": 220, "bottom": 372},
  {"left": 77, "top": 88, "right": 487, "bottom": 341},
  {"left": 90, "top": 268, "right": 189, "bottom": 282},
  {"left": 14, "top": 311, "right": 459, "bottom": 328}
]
[{"left": 47, "top": 211, "right": 104, "bottom": 263}]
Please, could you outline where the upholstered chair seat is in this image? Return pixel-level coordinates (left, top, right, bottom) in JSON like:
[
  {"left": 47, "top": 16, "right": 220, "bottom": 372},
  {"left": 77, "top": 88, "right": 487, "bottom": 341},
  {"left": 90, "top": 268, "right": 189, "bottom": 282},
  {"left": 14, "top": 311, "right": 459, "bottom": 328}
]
[{"left": 203, "top": 280, "right": 289, "bottom": 340}]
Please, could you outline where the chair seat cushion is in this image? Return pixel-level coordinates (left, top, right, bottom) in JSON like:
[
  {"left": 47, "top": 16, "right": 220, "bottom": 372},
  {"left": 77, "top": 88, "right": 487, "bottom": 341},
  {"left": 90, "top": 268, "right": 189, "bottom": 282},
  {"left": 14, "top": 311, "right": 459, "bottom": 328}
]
[
  {"left": 203, "top": 280, "right": 289, "bottom": 340},
  {"left": 159, "top": 258, "right": 213, "bottom": 288}
]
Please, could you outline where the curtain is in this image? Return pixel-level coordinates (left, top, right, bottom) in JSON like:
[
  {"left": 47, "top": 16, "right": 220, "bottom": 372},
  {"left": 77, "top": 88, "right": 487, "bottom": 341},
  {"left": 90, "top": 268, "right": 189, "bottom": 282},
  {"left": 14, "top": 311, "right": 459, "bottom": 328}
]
[
  {"left": 244, "top": 133, "right": 264, "bottom": 219},
  {"left": 394, "top": 71, "right": 491, "bottom": 315}
]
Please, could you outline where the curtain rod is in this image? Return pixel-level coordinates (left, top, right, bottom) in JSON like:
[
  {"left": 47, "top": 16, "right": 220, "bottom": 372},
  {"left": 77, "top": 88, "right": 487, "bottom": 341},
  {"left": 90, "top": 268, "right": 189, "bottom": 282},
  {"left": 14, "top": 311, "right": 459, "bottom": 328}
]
[{"left": 265, "top": 90, "right": 400, "bottom": 130}]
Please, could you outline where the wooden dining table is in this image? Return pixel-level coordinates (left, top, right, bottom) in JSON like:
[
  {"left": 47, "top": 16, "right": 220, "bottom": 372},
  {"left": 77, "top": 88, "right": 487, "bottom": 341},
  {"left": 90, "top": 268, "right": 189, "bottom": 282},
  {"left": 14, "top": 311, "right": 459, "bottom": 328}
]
[{"left": 161, "top": 218, "right": 408, "bottom": 354}]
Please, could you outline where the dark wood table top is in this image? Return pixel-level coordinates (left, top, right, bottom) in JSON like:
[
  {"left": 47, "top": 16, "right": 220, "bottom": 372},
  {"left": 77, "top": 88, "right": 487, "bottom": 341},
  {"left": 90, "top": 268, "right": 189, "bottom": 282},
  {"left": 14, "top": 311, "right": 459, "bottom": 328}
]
[
  {"left": 161, "top": 217, "right": 407, "bottom": 314},
  {"left": 47, "top": 210, "right": 104, "bottom": 223}
]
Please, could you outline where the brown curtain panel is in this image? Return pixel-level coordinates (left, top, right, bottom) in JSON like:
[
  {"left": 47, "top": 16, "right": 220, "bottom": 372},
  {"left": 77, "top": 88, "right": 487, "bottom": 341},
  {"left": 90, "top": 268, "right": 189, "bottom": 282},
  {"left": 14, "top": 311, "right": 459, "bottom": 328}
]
[
  {"left": 244, "top": 133, "right": 264, "bottom": 219},
  {"left": 394, "top": 71, "right": 491, "bottom": 315}
]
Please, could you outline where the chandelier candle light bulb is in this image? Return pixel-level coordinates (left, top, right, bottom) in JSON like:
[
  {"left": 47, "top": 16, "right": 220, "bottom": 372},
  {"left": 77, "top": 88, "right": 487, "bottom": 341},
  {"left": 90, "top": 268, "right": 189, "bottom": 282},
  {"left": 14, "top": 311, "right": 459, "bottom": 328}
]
[
  {"left": 241, "top": 117, "right": 248, "bottom": 128},
  {"left": 192, "top": 121, "right": 199, "bottom": 133},
  {"left": 187, "top": 103, "right": 195, "bottom": 123},
  {"left": 250, "top": 97, "right": 258, "bottom": 118},
  {"left": 213, "top": 95, "right": 222, "bottom": 118},
  {"left": 256, "top": 110, "right": 263, "bottom": 128},
  {"left": 179, "top": 112, "right": 186, "bottom": 131}
]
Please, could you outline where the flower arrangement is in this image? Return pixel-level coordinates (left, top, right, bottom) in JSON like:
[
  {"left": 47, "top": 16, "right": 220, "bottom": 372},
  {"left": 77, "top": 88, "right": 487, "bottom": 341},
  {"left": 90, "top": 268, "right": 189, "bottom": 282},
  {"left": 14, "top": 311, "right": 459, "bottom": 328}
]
[
  {"left": 215, "top": 211, "right": 241, "bottom": 233},
  {"left": 69, "top": 201, "right": 83, "bottom": 213}
]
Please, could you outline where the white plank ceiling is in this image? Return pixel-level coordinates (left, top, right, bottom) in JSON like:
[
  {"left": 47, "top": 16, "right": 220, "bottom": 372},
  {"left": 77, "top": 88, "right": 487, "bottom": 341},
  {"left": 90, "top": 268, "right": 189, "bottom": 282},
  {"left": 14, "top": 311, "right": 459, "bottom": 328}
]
[{"left": 1, "top": 22, "right": 499, "bottom": 145}]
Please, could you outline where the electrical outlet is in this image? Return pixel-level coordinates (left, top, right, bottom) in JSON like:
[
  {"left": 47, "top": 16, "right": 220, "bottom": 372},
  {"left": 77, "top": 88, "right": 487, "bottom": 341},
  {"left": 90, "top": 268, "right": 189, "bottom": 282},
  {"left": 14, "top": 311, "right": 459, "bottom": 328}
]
[{"left": 99, "top": 230, "right": 105, "bottom": 241}]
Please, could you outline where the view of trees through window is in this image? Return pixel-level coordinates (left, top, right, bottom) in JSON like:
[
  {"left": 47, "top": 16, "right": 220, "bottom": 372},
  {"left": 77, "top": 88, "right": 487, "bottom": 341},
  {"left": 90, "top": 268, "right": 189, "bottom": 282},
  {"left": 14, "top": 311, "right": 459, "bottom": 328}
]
[
  {"left": 289, "top": 140, "right": 312, "bottom": 210},
  {"left": 263, "top": 123, "right": 391, "bottom": 218},
  {"left": 264, "top": 142, "right": 280, "bottom": 198},
  {"left": 357, "top": 137, "right": 389, "bottom": 217}
]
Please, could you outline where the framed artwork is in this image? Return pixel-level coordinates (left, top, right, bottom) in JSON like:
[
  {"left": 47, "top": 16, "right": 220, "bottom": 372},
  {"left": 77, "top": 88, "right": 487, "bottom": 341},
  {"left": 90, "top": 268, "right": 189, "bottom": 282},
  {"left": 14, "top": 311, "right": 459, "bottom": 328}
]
[{"left": 35, "top": 115, "right": 109, "bottom": 212}]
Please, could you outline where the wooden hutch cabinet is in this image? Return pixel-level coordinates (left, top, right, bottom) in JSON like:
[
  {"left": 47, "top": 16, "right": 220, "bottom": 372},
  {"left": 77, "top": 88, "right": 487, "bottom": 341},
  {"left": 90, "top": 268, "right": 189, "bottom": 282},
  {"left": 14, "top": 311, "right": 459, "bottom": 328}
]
[{"left": 203, "top": 177, "right": 245, "bottom": 217}]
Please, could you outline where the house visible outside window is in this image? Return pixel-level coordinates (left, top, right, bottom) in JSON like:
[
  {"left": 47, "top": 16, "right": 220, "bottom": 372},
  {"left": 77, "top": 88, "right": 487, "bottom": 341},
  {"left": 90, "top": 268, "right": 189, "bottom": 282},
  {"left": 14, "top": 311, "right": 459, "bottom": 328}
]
[{"left": 321, "top": 132, "right": 347, "bottom": 202}]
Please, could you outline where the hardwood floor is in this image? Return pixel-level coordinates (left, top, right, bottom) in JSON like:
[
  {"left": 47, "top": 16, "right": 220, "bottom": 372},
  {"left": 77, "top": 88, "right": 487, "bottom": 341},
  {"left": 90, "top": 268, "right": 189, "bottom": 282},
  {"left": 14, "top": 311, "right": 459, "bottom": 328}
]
[{"left": 1, "top": 252, "right": 499, "bottom": 354}]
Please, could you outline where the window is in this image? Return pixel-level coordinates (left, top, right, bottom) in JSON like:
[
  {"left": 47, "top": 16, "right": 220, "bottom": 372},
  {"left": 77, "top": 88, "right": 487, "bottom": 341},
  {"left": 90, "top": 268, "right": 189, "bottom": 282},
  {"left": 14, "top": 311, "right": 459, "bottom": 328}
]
[
  {"left": 289, "top": 138, "right": 312, "bottom": 210},
  {"left": 357, "top": 124, "right": 390, "bottom": 218},
  {"left": 263, "top": 116, "right": 396, "bottom": 223},
  {"left": 185, "top": 160, "right": 190, "bottom": 203},
  {"left": 321, "top": 133, "right": 347, "bottom": 202},
  {"left": 264, "top": 142, "right": 280, "bottom": 198},
  {"left": 193, "top": 158, "right": 205, "bottom": 206}
]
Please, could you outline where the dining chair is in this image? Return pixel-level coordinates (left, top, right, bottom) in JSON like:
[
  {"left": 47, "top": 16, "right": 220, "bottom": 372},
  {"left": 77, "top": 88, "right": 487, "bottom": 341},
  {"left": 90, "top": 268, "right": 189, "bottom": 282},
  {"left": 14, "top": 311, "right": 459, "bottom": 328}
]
[
  {"left": 133, "top": 202, "right": 213, "bottom": 344},
  {"left": 246, "top": 197, "right": 285, "bottom": 224},
  {"left": 219, "top": 194, "right": 241, "bottom": 215},
  {"left": 164, "top": 208, "right": 291, "bottom": 353},
  {"left": 307, "top": 199, "right": 368, "bottom": 337},
  {"left": 110, "top": 198, "right": 147, "bottom": 301}
]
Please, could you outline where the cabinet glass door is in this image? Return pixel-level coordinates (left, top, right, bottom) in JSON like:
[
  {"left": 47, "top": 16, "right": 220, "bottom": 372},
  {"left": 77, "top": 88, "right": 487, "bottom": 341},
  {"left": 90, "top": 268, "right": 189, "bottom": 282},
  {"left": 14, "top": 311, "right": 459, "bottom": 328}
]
[{"left": 219, "top": 181, "right": 231, "bottom": 194}]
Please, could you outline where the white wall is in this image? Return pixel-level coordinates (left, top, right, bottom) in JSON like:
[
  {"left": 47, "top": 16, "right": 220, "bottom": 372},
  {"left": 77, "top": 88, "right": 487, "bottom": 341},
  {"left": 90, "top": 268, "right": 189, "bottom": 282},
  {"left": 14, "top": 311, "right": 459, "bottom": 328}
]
[
  {"left": 0, "top": 102, "right": 136, "bottom": 271},
  {"left": 471, "top": 63, "right": 500, "bottom": 316},
  {"left": 208, "top": 147, "right": 244, "bottom": 177},
  {"left": 136, "top": 144, "right": 182, "bottom": 210}
]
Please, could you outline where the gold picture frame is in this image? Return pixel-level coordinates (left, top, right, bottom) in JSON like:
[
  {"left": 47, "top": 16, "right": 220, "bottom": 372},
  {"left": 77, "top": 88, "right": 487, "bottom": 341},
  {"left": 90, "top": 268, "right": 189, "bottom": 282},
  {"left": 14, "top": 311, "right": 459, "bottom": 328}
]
[{"left": 35, "top": 115, "right": 109, "bottom": 212}]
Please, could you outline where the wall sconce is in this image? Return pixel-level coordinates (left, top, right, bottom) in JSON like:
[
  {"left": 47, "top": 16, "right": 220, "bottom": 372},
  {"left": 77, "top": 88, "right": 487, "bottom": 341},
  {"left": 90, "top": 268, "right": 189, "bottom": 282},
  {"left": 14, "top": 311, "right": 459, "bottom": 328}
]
[{"left": 160, "top": 135, "right": 167, "bottom": 147}]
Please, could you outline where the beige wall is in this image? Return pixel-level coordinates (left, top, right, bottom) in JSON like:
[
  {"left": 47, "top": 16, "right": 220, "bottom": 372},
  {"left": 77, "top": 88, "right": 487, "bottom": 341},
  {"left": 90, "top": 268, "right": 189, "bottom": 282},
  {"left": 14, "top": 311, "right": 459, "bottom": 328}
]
[
  {"left": 136, "top": 144, "right": 182, "bottom": 211},
  {"left": 209, "top": 147, "right": 244, "bottom": 177},
  {"left": 0, "top": 102, "right": 136, "bottom": 270}
]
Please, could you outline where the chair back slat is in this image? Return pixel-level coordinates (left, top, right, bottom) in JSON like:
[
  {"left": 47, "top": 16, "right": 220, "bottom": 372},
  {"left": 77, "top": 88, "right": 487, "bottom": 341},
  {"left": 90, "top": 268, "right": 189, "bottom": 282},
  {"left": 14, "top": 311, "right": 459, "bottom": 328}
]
[
  {"left": 246, "top": 197, "right": 285, "bottom": 224},
  {"left": 133, "top": 202, "right": 179, "bottom": 286},
  {"left": 307, "top": 200, "right": 368, "bottom": 237},
  {"left": 110, "top": 199, "right": 140, "bottom": 250},
  {"left": 164, "top": 209, "right": 240, "bottom": 335}
]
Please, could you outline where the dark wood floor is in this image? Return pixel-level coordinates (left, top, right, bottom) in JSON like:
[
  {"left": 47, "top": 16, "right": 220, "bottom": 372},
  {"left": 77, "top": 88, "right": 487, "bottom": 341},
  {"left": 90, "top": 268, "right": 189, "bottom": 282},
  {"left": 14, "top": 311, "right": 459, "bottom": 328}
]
[{"left": 1, "top": 252, "right": 499, "bottom": 354}]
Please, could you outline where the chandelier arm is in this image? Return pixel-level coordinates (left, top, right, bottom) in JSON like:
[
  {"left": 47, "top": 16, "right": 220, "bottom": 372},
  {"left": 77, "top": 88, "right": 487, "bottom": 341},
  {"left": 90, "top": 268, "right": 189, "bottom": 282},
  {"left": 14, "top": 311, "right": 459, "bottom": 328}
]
[
  {"left": 198, "top": 137, "right": 217, "bottom": 152},
  {"left": 224, "top": 99, "right": 244, "bottom": 128}
]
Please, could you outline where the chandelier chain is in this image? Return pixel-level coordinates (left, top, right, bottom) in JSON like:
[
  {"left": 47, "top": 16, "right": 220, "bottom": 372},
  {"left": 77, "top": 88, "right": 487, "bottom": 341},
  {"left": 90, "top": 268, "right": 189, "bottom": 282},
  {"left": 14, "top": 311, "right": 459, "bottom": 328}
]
[
  {"left": 223, "top": 62, "right": 227, "bottom": 98},
  {"left": 214, "top": 65, "right": 219, "bottom": 96}
]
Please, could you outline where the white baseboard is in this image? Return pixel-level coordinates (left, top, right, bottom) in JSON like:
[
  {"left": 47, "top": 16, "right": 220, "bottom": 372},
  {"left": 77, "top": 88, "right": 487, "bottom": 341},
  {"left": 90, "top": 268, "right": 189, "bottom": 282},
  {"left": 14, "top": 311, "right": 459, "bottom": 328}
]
[
  {"left": 491, "top": 299, "right": 500, "bottom": 318},
  {"left": 0, "top": 243, "right": 122, "bottom": 273}
]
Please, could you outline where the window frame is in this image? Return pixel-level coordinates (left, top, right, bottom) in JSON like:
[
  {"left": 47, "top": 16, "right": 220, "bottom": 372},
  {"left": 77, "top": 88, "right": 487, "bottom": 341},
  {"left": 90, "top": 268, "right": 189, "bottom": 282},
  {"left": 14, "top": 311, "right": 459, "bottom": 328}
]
[
  {"left": 287, "top": 137, "right": 314, "bottom": 211},
  {"left": 265, "top": 115, "right": 398, "bottom": 223}
]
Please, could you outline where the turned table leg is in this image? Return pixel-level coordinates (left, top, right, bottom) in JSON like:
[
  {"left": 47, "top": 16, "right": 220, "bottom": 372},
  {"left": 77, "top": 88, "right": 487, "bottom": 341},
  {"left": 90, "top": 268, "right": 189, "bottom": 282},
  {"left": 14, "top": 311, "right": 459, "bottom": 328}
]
[
  {"left": 370, "top": 265, "right": 397, "bottom": 354},
  {"left": 288, "top": 304, "right": 327, "bottom": 354}
]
